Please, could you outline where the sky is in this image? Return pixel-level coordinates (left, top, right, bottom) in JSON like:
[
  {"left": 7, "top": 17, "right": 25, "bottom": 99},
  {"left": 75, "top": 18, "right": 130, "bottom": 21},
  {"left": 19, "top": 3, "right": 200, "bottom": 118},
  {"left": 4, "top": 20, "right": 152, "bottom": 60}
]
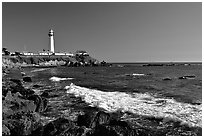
[{"left": 2, "top": 2, "right": 202, "bottom": 62}]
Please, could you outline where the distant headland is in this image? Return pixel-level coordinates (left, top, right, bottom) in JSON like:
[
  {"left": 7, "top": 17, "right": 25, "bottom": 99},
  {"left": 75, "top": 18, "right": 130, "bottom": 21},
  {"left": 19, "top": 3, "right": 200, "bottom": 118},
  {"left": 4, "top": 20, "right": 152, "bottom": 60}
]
[{"left": 2, "top": 29, "right": 110, "bottom": 67}]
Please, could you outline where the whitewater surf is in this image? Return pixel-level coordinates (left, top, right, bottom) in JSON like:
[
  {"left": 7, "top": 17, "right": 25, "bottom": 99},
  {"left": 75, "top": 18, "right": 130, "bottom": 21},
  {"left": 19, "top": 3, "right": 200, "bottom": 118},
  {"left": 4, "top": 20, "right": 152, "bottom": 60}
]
[{"left": 65, "top": 83, "right": 202, "bottom": 128}]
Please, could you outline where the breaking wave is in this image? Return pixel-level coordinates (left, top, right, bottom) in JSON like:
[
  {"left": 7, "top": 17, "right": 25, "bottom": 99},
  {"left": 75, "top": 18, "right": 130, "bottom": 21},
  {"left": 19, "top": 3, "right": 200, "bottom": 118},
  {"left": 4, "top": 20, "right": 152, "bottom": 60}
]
[
  {"left": 49, "top": 76, "right": 74, "bottom": 82},
  {"left": 132, "top": 73, "right": 145, "bottom": 76},
  {"left": 65, "top": 83, "right": 202, "bottom": 127}
]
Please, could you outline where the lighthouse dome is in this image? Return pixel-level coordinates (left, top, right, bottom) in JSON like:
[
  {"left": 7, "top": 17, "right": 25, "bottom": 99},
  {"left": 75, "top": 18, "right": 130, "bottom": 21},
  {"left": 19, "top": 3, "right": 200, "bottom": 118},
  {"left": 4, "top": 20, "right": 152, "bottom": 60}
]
[{"left": 49, "top": 29, "right": 54, "bottom": 33}]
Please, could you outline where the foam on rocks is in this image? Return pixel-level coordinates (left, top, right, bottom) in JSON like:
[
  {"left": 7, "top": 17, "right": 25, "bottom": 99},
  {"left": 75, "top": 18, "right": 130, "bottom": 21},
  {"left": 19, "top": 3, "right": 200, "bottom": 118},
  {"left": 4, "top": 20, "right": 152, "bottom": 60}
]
[
  {"left": 49, "top": 76, "right": 74, "bottom": 82},
  {"left": 65, "top": 83, "right": 202, "bottom": 128}
]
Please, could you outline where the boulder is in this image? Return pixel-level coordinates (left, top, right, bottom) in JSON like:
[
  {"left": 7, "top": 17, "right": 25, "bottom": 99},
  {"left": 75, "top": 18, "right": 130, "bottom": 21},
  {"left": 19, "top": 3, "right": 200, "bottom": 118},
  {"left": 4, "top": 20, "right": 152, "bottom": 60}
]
[
  {"left": 41, "top": 91, "right": 49, "bottom": 98},
  {"left": 61, "top": 126, "right": 87, "bottom": 136},
  {"left": 23, "top": 76, "right": 32, "bottom": 82},
  {"left": 3, "top": 112, "right": 42, "bottom": 136},
  {"left": 90, "top": 111, "right": 111, "bottom": 128},
  {"left": 27, "top": 95, "right": 47, "bottom": 112},
  {"left": 91, "top": 120, "right": 136, "bottom": 136},
  {"left": 42, "top": 118, "right": 74, "bottom": 136},
  {"left": 77, "top": 111, "right": 97, "bottom": 128},
  {"left": 7, "top": 79, "right": 34, "bottom": 97}
]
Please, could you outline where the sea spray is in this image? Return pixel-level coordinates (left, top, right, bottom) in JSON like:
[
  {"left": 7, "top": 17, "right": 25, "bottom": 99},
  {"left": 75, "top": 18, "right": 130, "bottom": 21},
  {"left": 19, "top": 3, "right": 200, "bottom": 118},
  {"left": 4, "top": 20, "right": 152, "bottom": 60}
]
[{"left": 65, "top": 83, "right": 202, "bottom": 127}]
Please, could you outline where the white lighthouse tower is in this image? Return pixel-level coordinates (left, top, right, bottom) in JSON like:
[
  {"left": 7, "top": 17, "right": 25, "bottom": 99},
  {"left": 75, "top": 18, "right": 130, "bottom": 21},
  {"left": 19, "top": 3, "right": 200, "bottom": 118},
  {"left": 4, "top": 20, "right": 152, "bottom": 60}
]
[{"left": 48, "top": 29, "right": 55, "bottom": 53}]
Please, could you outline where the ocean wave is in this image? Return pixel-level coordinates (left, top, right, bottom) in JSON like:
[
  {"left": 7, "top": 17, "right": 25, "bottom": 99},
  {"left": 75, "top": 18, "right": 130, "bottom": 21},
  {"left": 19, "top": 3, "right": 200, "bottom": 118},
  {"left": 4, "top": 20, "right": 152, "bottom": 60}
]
[
  {"left": 49, "top": 76, "right": 74, "bottom": 82},
  {"left": 31, "top": 68, "right": 50, "bottom": 72},
  {"left": 65, "top": 83, "right": 202, "bottom": 127},
  {"left": 132, "top": 73, "right": 145, "bottom": 76}
]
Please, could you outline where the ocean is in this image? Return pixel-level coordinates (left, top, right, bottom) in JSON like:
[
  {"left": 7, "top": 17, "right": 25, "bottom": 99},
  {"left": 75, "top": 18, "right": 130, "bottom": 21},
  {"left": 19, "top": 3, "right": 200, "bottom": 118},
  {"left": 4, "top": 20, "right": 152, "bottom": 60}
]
[{"left": 22, "top": 63, "right": 202, "bottom": 127}]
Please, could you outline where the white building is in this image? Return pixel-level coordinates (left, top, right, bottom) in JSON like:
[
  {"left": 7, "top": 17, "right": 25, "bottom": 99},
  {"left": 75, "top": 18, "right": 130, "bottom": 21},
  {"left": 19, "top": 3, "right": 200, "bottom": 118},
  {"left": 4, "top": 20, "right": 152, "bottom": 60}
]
[
  {"left": 48, "top": 29, "right": 55, "bottom": 53},
  {"left": 39, "top": 52, "right": 53, "bottom": 55},
  {"left": 22, "top": 52, "right": 34, "bottom": 56},
  {"left": 75, "top": 50, "right": 89, "bottom": 56},
  {"left": 54, "top": 52, "right": 74, "bottom": 56}
]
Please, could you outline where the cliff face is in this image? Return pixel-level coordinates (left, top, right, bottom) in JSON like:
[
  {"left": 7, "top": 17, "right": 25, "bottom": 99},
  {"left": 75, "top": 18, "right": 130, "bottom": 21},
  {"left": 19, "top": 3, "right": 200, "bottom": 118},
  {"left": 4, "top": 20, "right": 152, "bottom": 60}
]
[{"left": 2, "top": 55, "right": 103, "bottom": 67}]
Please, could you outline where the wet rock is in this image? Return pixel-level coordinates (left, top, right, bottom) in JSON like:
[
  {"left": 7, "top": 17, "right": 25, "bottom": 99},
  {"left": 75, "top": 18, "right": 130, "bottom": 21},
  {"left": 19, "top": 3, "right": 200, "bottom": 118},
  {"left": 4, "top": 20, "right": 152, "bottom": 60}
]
[
  {"left": 4, "top": 79, "right": 34, "bottom": 97},
  {"left": 77, "top": 111, "right": 110, "bottom": 129},
  {"left": 77, "top": 111, "right": 137, "bottom": 136},
  {"left": 42, "top": 118, "right": 74, "bottom": 136},
  {"left": 91, "top": 120, "right": 136, "bottom": 136},
  {"left": 23, "top": 76, "right": 32, "bottom": 82},
  {"left": 41, "top": 91, "right": 49, "bottom": 98},
  {"left": 77, "top": 111, "right": 97, "bottom": 127},
  {"left": 27, "top": 95, "right": 47, "bottom": 112},
  {"left": 3, "top": 112, "right": 42, "bottom": 136},
  {"left": 60, "top": 126, "right": 87, "bottom": 136},
  {"left": 90, "top": 125, "right": 118, "bottom": 136},
  {"left": 90, "top": 111, "right": 111, "bottom": 128}
]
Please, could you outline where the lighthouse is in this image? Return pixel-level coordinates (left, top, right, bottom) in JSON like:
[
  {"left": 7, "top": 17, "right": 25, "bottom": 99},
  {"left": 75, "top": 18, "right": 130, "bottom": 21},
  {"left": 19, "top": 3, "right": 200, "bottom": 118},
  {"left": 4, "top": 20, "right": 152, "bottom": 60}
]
[{"left": 48, "top": 29, "right": 55, "bottom": 53}]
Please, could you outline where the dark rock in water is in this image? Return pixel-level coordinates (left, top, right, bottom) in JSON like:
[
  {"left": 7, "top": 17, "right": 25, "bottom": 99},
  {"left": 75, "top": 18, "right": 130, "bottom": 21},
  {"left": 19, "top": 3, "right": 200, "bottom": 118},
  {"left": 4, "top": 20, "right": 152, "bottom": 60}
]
[
  {"left": 178, "top": 76, "right": 186, "bottom": 79},
  {"left": 23, "top": 76, "right": 32, "bottom": 82},
  {"left": 42, "top": 118, "right": 74, "bottom": 136},
  {"left": 163, "top": 77, "right": 172, "bottom": 81},
  {"left": 179, "top": 75, "right": 195, "bottom": 80}
]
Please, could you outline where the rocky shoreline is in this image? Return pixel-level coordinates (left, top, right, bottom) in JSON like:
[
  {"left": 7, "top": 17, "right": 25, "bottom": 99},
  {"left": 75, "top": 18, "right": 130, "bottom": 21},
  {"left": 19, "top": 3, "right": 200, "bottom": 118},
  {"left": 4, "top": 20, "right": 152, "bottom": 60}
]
[
  {"left": 2, "top": 55, "right": 111, "bottom": 68},
  {"left": 2, "top": 63, "right": 202, "bottom": 136}
]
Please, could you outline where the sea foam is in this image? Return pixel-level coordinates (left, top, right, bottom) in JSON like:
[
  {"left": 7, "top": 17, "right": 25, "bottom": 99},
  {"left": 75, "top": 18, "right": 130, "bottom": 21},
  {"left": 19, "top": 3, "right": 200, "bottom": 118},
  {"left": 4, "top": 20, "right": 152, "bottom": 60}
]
[
  {"left": 31, "top": 68, "right": 50, "bottom": 72},
  {"left": 132, "top": 73, "right": 145, "bottom": 76},
  {"left": 65, "top": 83, "right": 202, "bottom": 127},
  {"left": 49, "top": 76, "right": 74, "bottom": 82}
]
